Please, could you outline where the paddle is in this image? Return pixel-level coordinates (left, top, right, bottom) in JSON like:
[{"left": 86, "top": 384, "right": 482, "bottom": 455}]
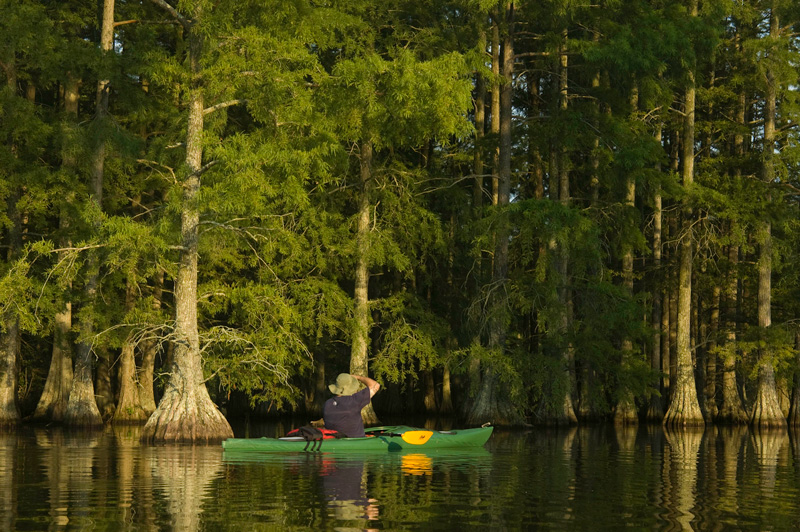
[{"left": 398, "top": 430, "right": 433, "bottom": 445}]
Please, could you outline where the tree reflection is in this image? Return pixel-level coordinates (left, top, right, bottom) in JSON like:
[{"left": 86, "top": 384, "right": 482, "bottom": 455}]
[
  {"left": 750, "top": 428, "right": 788, "bottom": 498},
  {"left": 663, "top": 428, "right": 704, "bottom": 530},
  {"left": 717, "top": 425, "right": 747, "bottom": 520},
  {"left": 34, "top": 429, "right": 100, "bottom": 530},
  {"left": 146, "top": 444, "right": 223, "bottom": 531},
  {"left": 0, "top": 431, "right": 16, "bottom": 530}
]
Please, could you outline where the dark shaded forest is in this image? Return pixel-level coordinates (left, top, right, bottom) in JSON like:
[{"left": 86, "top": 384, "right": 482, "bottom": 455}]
[{"left": 1, "top": 0, "right": 799, "bottom": 440}]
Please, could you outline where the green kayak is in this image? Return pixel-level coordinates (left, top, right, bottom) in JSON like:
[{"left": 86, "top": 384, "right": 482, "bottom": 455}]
[{"left": 222, "top": 425, "right": 493, "bottom": 453}]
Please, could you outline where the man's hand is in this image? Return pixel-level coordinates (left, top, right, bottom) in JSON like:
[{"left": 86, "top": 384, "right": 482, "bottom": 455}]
[{"left": 352, "top": 374, "right": 381, "bottom": 398}]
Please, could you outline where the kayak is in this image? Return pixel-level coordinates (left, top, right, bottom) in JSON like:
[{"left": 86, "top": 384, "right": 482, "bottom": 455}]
[{"left": 222, "top": 425, "right": 493, "bottom": 453}]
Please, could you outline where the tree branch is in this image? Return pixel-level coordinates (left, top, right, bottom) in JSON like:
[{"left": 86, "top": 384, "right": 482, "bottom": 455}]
[
  {"left": 147, "top": 0, "right": 190, "bottom": 29},
  {"left": 187, "top": 160, "right": 218, "bottom": 180},
  {"left": 203, "top": 99, "right": 248, "bottom": 115},
  {"left": 114, "top": 19, "right": 179, "bottom": 27}
]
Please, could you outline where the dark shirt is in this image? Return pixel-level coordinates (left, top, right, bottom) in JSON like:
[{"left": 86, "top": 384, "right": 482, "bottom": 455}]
[{"left": 323, "top": 387, "right": 372, "bottom": 437}]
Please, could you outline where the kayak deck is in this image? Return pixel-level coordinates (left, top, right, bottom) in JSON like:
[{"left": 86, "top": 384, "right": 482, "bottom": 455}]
[{"left": 222, "top": 425, "right": 493, "bottom": 453}]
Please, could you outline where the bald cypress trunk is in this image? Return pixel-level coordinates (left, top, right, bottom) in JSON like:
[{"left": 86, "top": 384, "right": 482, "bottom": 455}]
[
  {"left": 646, "top": 125, "right": 665, "bottom": 422},
  {"left": 141, "top": 3, "right": 233, "bottom": 442},
  {"left": 114, "top": 281, "right": 148, "bottom": 423},
  {"left": 468, "top": 1, "right": 523, "bottom": 427},
  {"left": 64, "top": 0, "right": 117, "bottom": 428},
  {"left": 537, "top": 24, "right": 577, "bottom": 426},
  {"left": 32, "top": 72, "right": 80, "bottom": 423},
  {"left": 789, "top": 332, "right": 800, "bottom": 425},
  {"left": 350, "top": 139, "right": 379, "bottom": 425},
  {"left": 0, "top": 46, "right": 22, "bottom": 426},
  {"left": 615, "top": 83, "right": 639, "bottom": 425},
  {"left": 749, "top": 5, "right": 785, "bottom": 429},
  {"left": 137, "top": 271, "right": 164, "bottom": 416},
  {"left": 664, "top": 0, "right": 704, "bottom": 427},
  {"left": 0, "top": 209, "right": 21, "bottom": 426}
]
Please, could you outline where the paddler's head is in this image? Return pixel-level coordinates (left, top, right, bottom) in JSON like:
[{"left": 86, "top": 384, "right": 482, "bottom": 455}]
[{"left": 328, "top": 373, "right": 360, "bottom": 396}]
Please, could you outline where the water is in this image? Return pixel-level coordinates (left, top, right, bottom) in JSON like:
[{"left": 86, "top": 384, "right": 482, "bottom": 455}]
[{"left": 2, "top": 423, "right": 800, "bottom": 530}]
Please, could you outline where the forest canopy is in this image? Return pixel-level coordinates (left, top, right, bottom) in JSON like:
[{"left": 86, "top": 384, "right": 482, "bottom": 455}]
[{"left": 0, "top": 0, "right": 799, "bottom": 440}]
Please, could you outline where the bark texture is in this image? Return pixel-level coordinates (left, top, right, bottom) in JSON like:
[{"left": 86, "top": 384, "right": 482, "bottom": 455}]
[
  {"left": 614, "top": 84, "right": 639, "bottom": 425},
  {"left": 664, "top": 11, "right": 704, "bottom": 426},
  {"left": 646, "top": 126, "right": 664, "bottom": 422},
  {"left": 789, "top": 332, "right": 800, "bottom": 425},
  {"left": 141, "top": 5, "right": 233, "bottom": 442},
  {"left": 32, "top": 75, "right": 79, "bottom": 423},
  {"left": 350, "top": 139, "right": 379, "bottom": 425},
  {"left": 749, "top": 7, "right": 785, "bottom": 429}
]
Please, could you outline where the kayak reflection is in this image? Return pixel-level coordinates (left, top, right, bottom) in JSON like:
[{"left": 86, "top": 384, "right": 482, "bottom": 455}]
[
  {"left": 401, "top": 453, "right": 433, "bottom": 476},
  {"left": 222, "top": 446, "right": 492, "bottom": 530}
]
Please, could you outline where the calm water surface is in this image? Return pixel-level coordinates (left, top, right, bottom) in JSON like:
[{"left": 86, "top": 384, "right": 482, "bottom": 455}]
[{"left": 2, "top": 422, "right": 800, "bottom": 530}]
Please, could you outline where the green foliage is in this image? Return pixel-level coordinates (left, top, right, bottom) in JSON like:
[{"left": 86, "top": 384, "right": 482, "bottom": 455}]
[{"left": 2, "top": 0, "right": 799, "bottom": 423}]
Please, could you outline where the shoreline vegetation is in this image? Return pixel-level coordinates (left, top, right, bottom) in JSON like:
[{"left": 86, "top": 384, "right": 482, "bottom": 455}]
[{"left": 1, "top": 1, "right": 799, "bottom": 441}]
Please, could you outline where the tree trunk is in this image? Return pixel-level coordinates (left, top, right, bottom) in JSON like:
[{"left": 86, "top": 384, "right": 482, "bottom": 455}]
[
  {"left": 538, "top": 25, "right": 577, "bottom": 426},
  {"left": 440, "top": 364, "right": 454, "bottom": 414},
  {"left": 664, "top": 3, "right": 704, "bottom": 426},
  {"left": 114, "top": 332, "right": 149, "bottom": 424},
  {"left": 423, "top": 369, "right": 437, "bottom": 413},
  {"left": 32, "top": 74, "right": 80, "bottom": 423},
  {"left": 717, "top": 76, "right": 749, "bottom": 424},
  {"left": 473, "top": 38, "right": 486, "bottom": 212},
  {"left": 466, "top": 45, "right": 487, "bottom": 407},
  {"left": 750, "top": 221, "right": 784, "bottom": 427},
  {"left": 789, "top": 331, "right": 800, "bottom": 425},
  {"left": 579, "top": 64, "right": 602, "bottom": 421},
  {"left": 468, "top": 1, "right": 523, "bottom": 427},
  {"left": 0, "top": 52, "right": 21, "bottom": 426},
  {"left": 647, "top": 124, "right": 665, "bottom": 422},
  {"left": 490, "top": 17, "right": 500, "bottom": 205},
  {"left": 65, "top": 0, "right": 117, "bottom": 428},
  {"left": 750, "top": 6, "right": 785, "bottom": 429},
  {"left": 141, "top": 6, "right": 233, "bottom": 442},
  {"left": 137, "top": 270, "right": 164, "bottom": 415},
  {"left": 115, "top": 281, "right": 148, "bottom": 423},
  {"left": 615, "top": 83, "right": 639, "bottom": 425},
  {"left": 350, "top": 139, "right": 379, "bottom": 425},
  {"left": 0, "top": 315, "right": 20, "bottom": 426}
]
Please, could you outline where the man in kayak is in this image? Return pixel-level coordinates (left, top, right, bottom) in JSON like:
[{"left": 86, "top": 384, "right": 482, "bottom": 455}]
[{"left": 323, "top": 373, "right": 380, "bottom": 438}]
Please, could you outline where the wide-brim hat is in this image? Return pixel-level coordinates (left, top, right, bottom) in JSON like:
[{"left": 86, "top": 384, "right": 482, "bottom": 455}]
[{"left": 328, "top": 373, "right": 360, "bottom": 396}]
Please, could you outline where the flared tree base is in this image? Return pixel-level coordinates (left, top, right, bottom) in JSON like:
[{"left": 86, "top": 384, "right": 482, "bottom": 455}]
[
  {"left": 141, "top": 384, "right": 233, "bottom": 443},
  {"left": 113, "top": 404, "right": 150, "bottom": 424},
  {"left": 0, "top": 406, "right": 19, "bottom": 426},
  {"left": 64, "top": 380, "right": 103, "bottom": 428},
  {"left": 750, "top": 388, "right": 787, "bottom": 429},
  {"left": 467, "top": 370, "right": 526, "bottom": 427},
  {"left": 614, "top": 394, "right": 639, "bottom": 425},
  {"left": 360, "top": 402, "right": 381, "bottom": 427},
  {"left": 715, "top": 403, "right": 748, "bottom": 425},
  {"left": 664, "top": 389, "right": 705, "bottom": 428}
]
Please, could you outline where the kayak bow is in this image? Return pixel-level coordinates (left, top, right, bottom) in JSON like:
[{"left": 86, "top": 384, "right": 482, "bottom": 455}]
[{"left": 222, "top": 425, "right": 493, "bottom": 453}]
